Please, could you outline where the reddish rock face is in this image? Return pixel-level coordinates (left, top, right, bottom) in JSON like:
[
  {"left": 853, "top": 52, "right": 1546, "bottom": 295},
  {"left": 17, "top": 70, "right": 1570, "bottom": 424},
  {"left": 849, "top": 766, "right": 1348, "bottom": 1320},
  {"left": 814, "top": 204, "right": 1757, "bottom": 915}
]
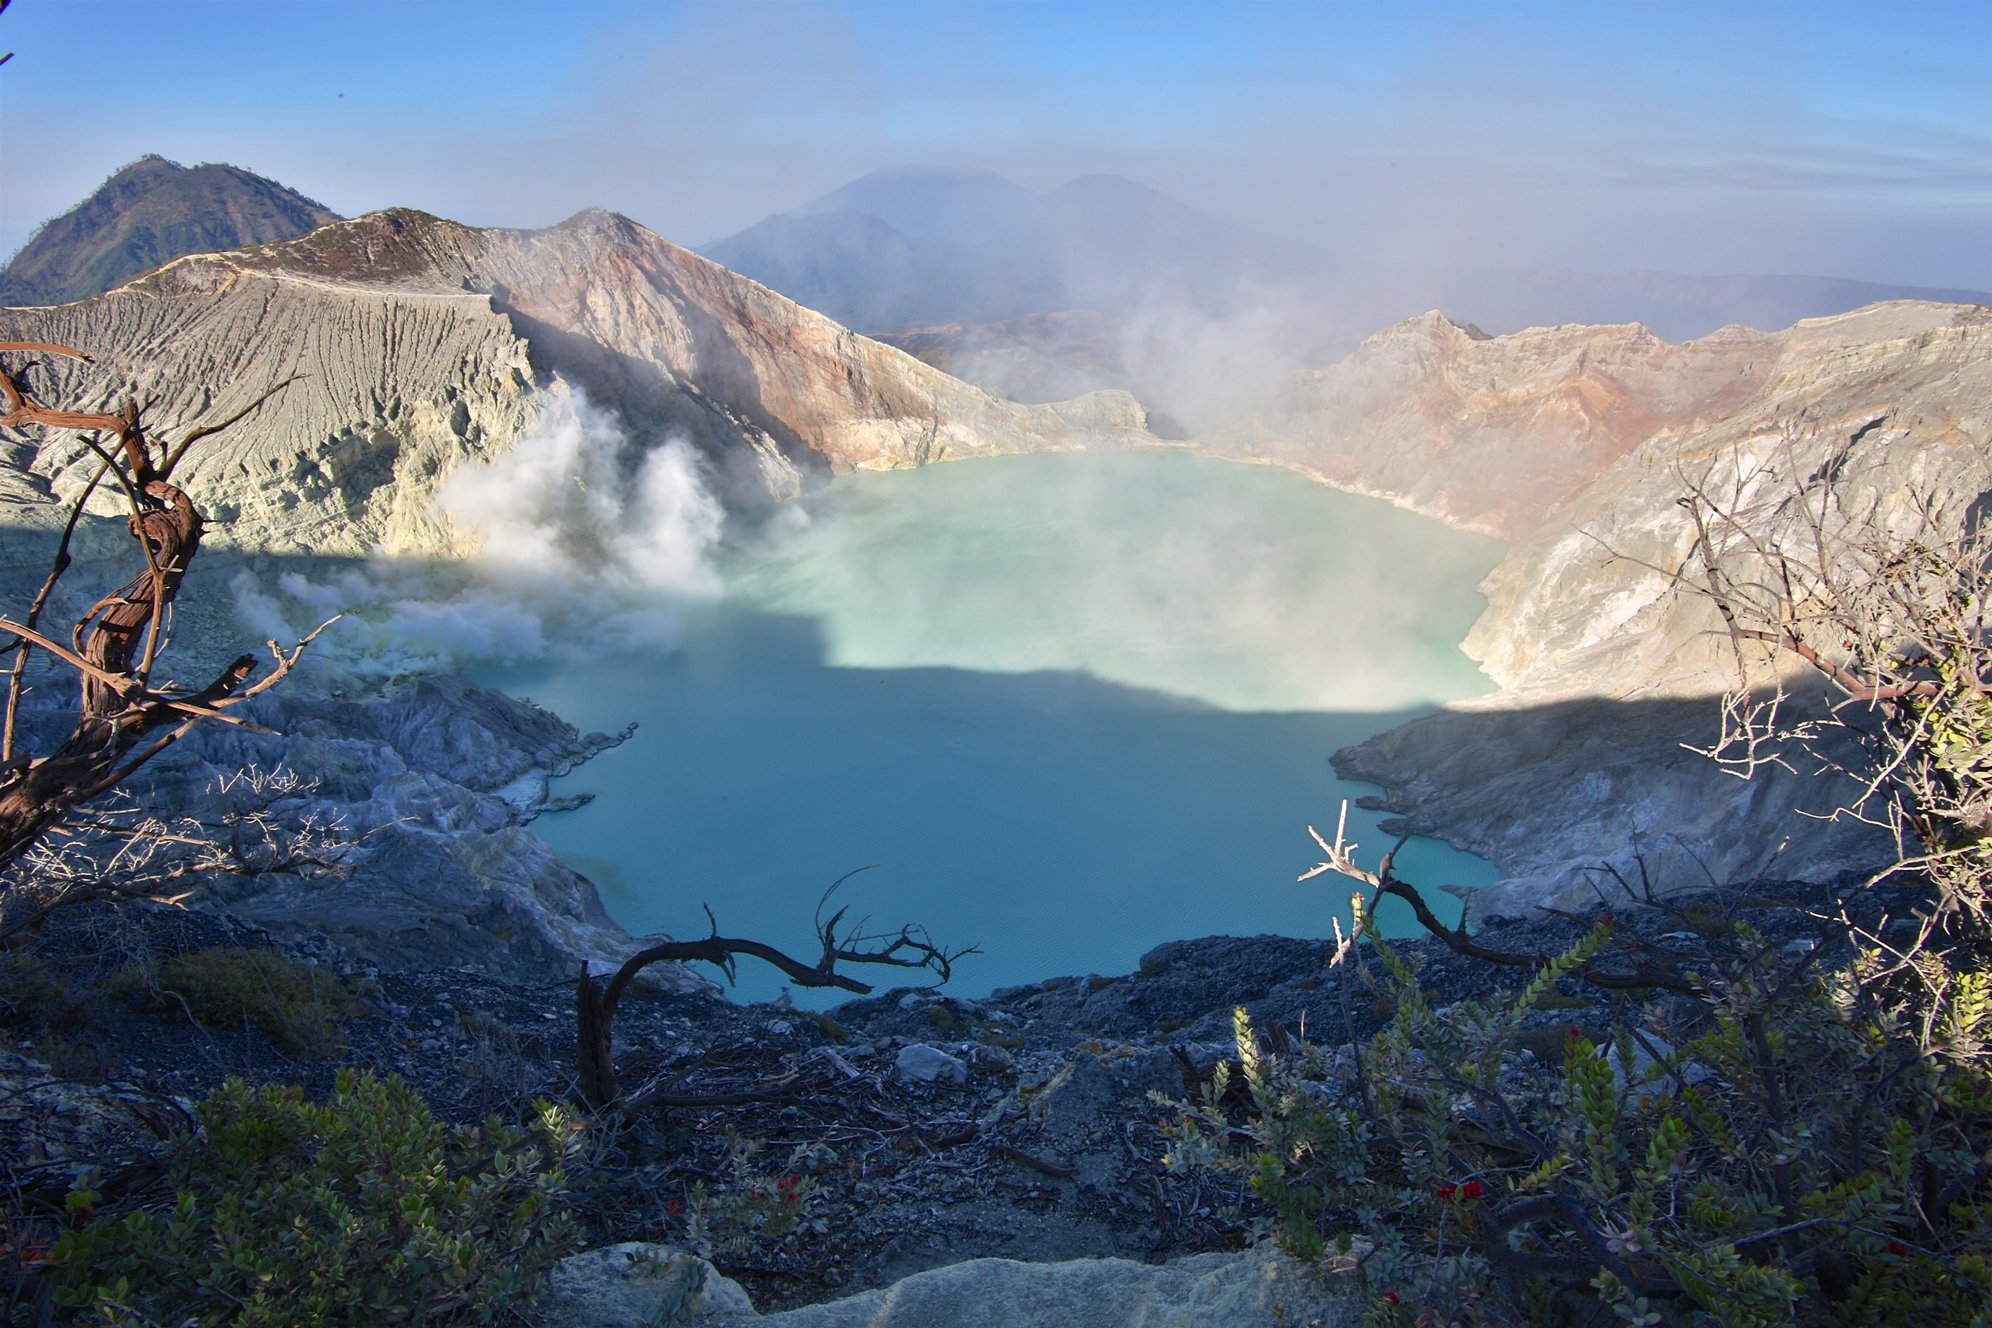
[
  {"left": 1209, "top": 310, "right": 1781, "bottom": 539},
  {"left": 1335, "top": 300, "right": 1992, "bottom": 922}
]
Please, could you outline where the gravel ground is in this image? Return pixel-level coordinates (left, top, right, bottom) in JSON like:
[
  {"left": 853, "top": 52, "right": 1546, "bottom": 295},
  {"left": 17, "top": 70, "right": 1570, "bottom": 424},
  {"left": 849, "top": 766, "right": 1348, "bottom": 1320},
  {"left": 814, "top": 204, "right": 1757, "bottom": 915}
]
[{"left": 0, "top": 879, "right": 1902, "bottom": 1314}]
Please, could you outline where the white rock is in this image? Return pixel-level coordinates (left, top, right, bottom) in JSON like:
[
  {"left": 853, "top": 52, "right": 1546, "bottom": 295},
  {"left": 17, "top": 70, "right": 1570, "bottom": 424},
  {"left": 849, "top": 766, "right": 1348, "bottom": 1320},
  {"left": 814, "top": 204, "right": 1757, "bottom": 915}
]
[
  {"left": 895, "top": 1043, "right": 967, "bottom": 1085},
  {"left": 538, "top": 1243, "right": 754, "bottom": 1327},
  {"left": 693, "top": 1244, "right": 1358, "bottom": 1327}
]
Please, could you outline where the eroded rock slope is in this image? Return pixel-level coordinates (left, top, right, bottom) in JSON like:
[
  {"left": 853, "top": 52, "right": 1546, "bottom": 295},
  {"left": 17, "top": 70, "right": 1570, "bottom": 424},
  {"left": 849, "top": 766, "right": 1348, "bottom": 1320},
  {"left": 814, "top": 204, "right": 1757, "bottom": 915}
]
[
  {"left": 1210, "top": 310, "right": 1779, "bottom": 538},
  {"left": 1333, "top": 301, "right": 1992, "bottom": 916},
  {"left": 0, "top": 208, "right": 1153, "bottom": 560}
]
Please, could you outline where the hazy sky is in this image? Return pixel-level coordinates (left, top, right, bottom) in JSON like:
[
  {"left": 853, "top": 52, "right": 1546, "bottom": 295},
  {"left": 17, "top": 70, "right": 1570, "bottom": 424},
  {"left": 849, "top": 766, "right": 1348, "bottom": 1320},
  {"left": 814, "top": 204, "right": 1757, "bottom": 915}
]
[{"left": 1, "top": 0, "right": 1986, "bottom": 287}]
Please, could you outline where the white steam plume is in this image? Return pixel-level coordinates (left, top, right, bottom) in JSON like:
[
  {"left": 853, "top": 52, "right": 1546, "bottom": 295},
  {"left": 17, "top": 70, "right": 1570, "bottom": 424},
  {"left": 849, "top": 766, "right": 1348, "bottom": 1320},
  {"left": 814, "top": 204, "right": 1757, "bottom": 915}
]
[
  {"left": 439, "top": 392, "right": 722, "bottom": 596},
  {"left": 231, "top": 387, "right": 725, "bottom": 680}
]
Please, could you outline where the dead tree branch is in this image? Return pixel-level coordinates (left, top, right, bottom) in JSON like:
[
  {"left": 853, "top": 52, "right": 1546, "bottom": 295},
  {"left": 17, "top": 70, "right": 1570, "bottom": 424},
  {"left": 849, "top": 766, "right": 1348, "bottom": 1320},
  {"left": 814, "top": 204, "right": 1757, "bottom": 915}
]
[
  {"left": 576, "top": 871, "right": 975, "bottom": 1109},
  {"left": 1667, "top": 426, "right": 1992, "bottom": 937},
  {"left": 1301, "top": 801, "right": 1704, "bottom": 995},
  {"left": 0, "top": 343, "right": 323, "bottom": 870}
]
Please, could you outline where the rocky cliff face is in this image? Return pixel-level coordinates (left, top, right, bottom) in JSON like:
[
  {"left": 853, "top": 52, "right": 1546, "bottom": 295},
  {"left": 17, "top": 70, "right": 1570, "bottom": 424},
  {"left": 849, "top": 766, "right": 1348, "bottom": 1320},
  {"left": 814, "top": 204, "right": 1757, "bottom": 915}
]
[
  {"left": 1335, "top": 301, "right": 1992, "bottom": 917},
  {"left": 1206, "top": 311, "right": 1782, "bottom": 539},
  {"left": 0, "top": 208, "right": 1153, "bottom": 560}
]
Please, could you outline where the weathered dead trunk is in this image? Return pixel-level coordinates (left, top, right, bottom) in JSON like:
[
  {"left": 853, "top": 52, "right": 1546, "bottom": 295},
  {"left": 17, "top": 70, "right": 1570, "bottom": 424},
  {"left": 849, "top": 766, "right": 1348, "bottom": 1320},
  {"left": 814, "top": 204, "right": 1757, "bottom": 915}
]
[
  {"left": 573, "top": 881, "right": 971, "bottom": 1111},
  {"left": 1, "top": 343, "right": 313, "bottom": 872},
  {"left": 575, "top": 962, "right": 619, "bottom": 1109},
  {"left": 0, "top": 477, "right": 206, "bottom": 863}
]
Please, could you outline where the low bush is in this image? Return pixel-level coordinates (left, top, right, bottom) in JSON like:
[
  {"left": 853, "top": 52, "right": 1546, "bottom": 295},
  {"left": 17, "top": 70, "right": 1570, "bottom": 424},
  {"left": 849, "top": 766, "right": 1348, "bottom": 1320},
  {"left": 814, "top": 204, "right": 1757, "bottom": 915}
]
[
  {"left": 48, "top": 1068, "right": 580, "bottom": 1326},
  {"left": 149, "top": 946, "right": 360, "bottom": 1060},
  {"left": 1158, "top": 909, "right": 1992, "bottom": 1326},
  {"left": 676, "top": 1126, "right": 819, "bottom": 1261}
]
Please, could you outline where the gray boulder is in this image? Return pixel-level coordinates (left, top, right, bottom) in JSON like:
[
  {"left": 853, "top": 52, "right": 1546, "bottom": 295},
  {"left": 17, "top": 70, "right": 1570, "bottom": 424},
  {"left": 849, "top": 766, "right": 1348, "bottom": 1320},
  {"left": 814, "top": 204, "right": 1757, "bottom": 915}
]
[
  {"left": 541, "top": 1243, "right": 1356, "bottom": 1328},
  {"left": 895, "top": 1043, "right": 968, "bottom": 1085},
  {"left": 538, "top": 1244, "right": 754, "bottom": 1327}
]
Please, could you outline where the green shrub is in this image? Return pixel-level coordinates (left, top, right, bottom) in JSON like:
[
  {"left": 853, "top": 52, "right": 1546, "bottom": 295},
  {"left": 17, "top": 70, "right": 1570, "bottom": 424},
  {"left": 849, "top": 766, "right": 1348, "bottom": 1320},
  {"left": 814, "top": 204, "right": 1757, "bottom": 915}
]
[
  {"left": 48, "top": 1069, "right": 580, "bottom": 1326},
  {"left": 1158, "top": 913, "right": 1992, "bottom": 1326},
  {"left": 150, "top": 946, "right": 360, "bottom": 1059}
]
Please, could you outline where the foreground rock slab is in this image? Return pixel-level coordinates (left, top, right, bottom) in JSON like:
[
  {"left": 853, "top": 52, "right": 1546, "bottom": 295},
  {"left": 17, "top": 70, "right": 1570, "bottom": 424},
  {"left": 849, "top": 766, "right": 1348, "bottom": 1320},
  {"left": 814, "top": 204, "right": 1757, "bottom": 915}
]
[
  {"left": 539, "top": 1244, "right": 757, "bottom": 1328},
  {"left": 544, "top": 1243, "right": 1356, "bottom": 1328}
]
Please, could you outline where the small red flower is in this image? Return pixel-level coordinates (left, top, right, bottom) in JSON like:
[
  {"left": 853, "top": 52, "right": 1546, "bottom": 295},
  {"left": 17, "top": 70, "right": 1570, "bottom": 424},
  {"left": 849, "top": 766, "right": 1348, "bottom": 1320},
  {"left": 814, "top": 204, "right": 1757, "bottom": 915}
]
[
  {"left": 1384, "top": 1290, "right": 1401, "bottom": 1304},
  {"left": 1885, "top": 1240, "right": 1910, "bottom": 1257},
  {"left": 1434, "top": 1183, "right": 1457, "bottom": 1200},
  {"left": 1567, "top": 1026, "right": 1584, "bottom": 1040},
  {"left": 1458, "top": 1180, "right": 1485, "bottom": 1202},
  {"left": 666, "top": 1199, "right": 685, "bottom": 1218},
  {"left": 777, "top": 1174, "right": 804, "bottom": 1204},
  {"left": 1602, "top": 913, "right": 1617, "bottom": 926}
]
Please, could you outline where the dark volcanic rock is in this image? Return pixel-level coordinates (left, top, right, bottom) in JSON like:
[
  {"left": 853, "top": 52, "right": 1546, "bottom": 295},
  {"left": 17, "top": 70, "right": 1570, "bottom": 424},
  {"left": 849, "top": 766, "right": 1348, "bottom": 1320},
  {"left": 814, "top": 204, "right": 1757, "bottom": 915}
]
[{"left": 111, "top": 675, "right": 668, "bottom": 986}]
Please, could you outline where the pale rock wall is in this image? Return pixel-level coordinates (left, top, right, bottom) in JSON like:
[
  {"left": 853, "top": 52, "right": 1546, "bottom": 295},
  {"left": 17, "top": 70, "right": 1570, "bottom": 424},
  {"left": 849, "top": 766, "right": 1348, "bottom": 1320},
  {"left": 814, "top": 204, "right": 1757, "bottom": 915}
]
[
  {"left": 1466, "top": 302, "right": 1992, "bottom": 690},
  {"left": 0, "top": 253, "right": 538, "bottom": 558},
  {"left": 1205, "top": 309, "right": 1777, "bottom": 539},
  {"left": 538, "top": 1241, "right": 1357, "bottom": 1328},
  {"left": 1336, "top": 301, "right": 1992, "bottom": 917}
]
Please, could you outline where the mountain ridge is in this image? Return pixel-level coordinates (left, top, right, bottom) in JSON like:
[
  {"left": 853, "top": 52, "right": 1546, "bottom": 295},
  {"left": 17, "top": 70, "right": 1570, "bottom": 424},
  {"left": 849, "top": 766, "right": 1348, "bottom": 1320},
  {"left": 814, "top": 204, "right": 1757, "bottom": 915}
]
[
  {"left": 698, "top": 166, "right": 1990, "bottom": 428},
  {"left": 0, "top": 205, "right": 1154, "bottom": 562},
  {"left": 0, "top": 155, "right": 341, "bottom": 306},
  {"left": 699, "top": 167, "right": 1278, "bottom": 335}
]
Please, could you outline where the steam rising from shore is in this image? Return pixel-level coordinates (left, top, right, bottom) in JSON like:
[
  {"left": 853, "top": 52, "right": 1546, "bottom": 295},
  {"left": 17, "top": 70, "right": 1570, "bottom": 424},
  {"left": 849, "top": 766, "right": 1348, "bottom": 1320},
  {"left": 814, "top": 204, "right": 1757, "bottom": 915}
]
[
  {"left": 232, "top": 389, "right": 724, "bottom": 679},
  {"left": 231, "top": 393, "right": 1499, "bottom": 714},
  {"left": 438, "top": 395, "right": 722, "bottom": 596}
]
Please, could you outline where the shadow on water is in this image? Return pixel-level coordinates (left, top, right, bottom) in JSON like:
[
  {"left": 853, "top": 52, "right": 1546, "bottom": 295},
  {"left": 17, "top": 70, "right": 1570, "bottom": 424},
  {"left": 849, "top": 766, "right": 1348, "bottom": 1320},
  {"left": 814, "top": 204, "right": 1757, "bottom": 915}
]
[
  {"left": 3, "top": 444, "right": 1507, "bottom": 1008},
  {"left": 7, "top": 527, "right": 1846, "bottom": 1011},
  {"left": 485, "top": 603, "right": 1496, "bottom": 1006}
]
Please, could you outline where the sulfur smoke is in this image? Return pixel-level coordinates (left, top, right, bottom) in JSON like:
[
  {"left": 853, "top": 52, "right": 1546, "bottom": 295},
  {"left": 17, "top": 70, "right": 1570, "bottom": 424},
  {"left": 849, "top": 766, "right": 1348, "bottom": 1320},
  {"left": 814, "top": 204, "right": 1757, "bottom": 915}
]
[{"left": 231, "top": 388, "right": 724, "bottom": 680}]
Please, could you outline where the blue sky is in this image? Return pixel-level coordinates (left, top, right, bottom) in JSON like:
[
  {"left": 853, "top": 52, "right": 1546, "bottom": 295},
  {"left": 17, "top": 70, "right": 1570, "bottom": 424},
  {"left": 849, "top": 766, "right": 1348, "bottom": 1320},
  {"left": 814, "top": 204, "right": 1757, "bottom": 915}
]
[{"left": 1, "top": 0, "right": 1987, "bottom": 286}]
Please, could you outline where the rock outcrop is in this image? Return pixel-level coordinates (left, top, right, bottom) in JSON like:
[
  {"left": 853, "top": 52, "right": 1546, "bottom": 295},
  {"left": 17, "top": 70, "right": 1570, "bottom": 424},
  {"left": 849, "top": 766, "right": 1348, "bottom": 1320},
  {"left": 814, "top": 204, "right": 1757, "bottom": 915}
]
[
  {"left": 115, "top": 675, "right": 701, "bottom": 985},
  {"left": 1334, "top": 301, "right": 1992, "bottom": 916},
  {"left": 540, "top": 1242, "right": 1356, "bottom": 1328},
  {"left": 0, "top": 208, "right": 1154, "bottom": 559}
]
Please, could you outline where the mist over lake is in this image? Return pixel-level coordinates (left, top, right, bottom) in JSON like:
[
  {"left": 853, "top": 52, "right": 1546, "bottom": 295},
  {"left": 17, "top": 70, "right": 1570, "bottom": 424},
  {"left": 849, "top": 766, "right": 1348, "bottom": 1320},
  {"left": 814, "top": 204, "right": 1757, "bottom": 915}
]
[{"left": 485, "top": 452, "right": 1505, "bottom": 1004}]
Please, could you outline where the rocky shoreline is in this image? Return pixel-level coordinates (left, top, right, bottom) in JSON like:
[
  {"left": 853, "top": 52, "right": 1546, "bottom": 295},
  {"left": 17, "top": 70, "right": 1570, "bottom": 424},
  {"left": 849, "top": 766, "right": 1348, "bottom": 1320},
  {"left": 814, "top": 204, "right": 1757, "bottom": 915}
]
[{"left": 9, "top": 785, "right": 1839, "bottom": 1323}]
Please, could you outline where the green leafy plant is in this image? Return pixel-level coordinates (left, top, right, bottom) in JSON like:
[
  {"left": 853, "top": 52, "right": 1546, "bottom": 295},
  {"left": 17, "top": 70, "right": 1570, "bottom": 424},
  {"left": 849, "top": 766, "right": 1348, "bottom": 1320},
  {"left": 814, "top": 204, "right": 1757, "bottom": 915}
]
[
  {"left": 47, "top": 1068, "right": 580, "bottom": 1326},
  {"left": 1159, "top": 904, "right": 1992, "bottom": 1327}
]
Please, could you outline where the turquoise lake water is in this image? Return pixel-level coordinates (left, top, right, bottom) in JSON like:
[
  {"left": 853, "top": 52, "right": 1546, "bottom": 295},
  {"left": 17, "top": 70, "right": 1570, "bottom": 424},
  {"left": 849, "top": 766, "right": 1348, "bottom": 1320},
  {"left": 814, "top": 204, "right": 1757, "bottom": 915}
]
[{"left": 485, "top": 451, "right": 1507, "bottom": 1005}]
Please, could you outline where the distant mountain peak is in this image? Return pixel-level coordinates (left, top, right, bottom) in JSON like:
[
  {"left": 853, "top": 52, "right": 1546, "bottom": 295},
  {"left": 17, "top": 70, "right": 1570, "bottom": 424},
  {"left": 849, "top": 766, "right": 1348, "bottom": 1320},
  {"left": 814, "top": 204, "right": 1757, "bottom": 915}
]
[
  {"left": 701, "top": 165, "right": 1275, "bottom": 341},
  {"left": 1, "top": 156, "right": 341, "bottom": 306},
  {"left": 846, "top": 165, "right": 1012, "bottom": 184},
  {"left": 1051, "top": 172, "right": 1166, "bottom": 196}
]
